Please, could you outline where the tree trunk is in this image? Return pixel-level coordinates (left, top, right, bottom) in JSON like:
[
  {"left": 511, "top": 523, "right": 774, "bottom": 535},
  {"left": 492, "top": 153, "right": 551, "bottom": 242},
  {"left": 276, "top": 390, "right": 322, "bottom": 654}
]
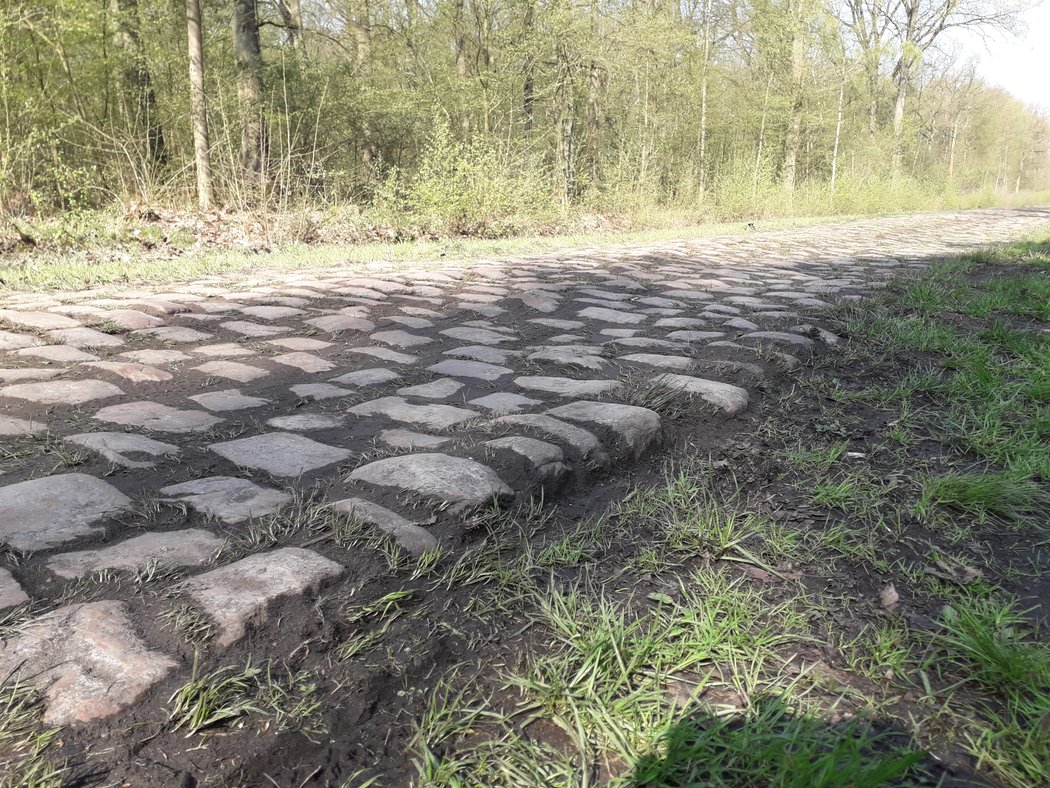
[
  {"left": 697, "top": 0, "right": 712, "bottom": 194},
  {"left": 947, "top": 113, "right": 960, "bottom": 181},
  {"left": 233, "top": 0, "right": 266, "bottom": 198},
  {"left": 112, "top": 0, "right": 166, "bottom": 167},
  {"left": 185, "top": 0, "right": 213, "bottom": 210},
  {"left": 273, "top": 0, "right": 305, "bottom": 54},
  {"left": 891, "top": 0, "right": 919, "bottom": 170},
  {"left": 586, "top": 60, "right": 603, "bottom": 184},
  {"left": 522, "top": 0, "right": 534, "bottom": 132},
  {"left": 349, "top": 0, "right": 378, "bottom": 165},
  {"left": 831, "top": 62, "right": 845, "bottom": 192},
  {"left": 780, "top": 0, "right": 805, "bottom": 192},
  {"left": 555, "top": 44, "right": 575, "bottom": 202},
  {"left": 754, "top": 71, "right": 772, "bottom": 198}
]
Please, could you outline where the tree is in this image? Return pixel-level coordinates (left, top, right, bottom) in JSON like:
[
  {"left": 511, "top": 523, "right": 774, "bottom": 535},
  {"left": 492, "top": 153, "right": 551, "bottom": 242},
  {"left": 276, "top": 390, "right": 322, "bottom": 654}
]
[
  {"left": 233, "top": 0, "right": 266, "bottom": 197},
  {"left": 185, "top": 0, "right": 213, "bottom": 210},
  {"left": 111, "top": 0, "right": 166, "bottom": 169}
]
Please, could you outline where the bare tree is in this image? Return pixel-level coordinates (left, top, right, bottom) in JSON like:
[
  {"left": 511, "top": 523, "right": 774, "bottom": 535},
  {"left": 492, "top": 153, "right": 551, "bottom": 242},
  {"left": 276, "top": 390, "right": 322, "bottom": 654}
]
[
  {"left": 233, "top": 0, "right": 266, "bottom": 197},
  {"left": 112, "top": 0, "right": 166, "bottom": 167},
  {"left": 185, "top": 0, "right": 213, "bottom": 210}
]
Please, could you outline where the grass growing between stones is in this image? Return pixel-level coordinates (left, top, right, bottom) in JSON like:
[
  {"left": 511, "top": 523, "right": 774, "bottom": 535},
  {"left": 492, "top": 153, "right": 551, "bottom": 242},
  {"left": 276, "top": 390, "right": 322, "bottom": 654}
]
[
  {"left": 0, "top": 678, "right": 65, "bottom": 787},
  {"left": 398, "top": 236, "right": 1050, "bottom": 785}
]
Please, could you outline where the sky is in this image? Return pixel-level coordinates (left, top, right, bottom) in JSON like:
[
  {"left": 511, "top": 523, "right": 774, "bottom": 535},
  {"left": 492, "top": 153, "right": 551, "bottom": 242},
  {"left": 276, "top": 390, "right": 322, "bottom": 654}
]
[{"left": 943, "top": 2, "right": 1050, "bottom": 111}]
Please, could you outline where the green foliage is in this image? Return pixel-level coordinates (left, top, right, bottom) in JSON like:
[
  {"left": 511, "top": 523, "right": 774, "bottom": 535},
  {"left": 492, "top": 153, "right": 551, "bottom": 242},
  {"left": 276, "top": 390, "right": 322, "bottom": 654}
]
[
  {"left": 373, "top": 121, "right": 555, "bottom": 236},
  {"left": 631, "top": 697, "right": 923, "bottom": 787},
  {"left": 1, "top": 0, "right": 1046, "bottom": 221}
]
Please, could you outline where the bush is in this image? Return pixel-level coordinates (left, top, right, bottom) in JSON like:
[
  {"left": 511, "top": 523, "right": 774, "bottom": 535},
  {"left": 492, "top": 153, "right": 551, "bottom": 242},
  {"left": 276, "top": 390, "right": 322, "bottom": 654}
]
[{"left": 373, "top": 120, "right": 556, "bottom": 236}]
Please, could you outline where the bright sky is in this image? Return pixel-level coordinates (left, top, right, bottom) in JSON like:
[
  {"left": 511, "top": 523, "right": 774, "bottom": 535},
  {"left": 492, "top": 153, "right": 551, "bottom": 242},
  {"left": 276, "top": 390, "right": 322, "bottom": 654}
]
[{"left": 943, "top": 2, "right": 1050, "bottom": 111}]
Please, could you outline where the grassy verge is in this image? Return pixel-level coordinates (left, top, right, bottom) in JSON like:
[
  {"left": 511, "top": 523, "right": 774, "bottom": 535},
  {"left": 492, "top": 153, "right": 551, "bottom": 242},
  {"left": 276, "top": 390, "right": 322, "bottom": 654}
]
[
  {"left": 0, "top": 211, "right": 852, "bottom": 295},
  {"left": 393, "top": 236, "right": 1049, "bottom": 785}
]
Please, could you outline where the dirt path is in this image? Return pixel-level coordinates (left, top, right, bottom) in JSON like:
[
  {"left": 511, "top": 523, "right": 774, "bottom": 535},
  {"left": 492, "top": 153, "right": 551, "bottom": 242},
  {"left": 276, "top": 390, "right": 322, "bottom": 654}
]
[{"left": 0, "top": 206, "right": 1047, "bottom": 784}]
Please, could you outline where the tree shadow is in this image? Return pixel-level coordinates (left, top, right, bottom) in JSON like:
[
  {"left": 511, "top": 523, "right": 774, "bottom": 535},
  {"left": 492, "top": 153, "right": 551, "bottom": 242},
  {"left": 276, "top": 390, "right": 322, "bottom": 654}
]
[{"left": 629, "top": 695, "right": 987, "bottom": 787}]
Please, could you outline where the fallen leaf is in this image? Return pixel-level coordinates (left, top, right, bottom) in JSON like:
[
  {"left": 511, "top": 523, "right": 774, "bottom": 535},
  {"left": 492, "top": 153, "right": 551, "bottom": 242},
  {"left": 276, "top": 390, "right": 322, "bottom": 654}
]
[
  {"left": 879, "top": 583, "right": 900, "bottom": 608},
  {"left": 926, "top": 558, "right": 982, "bottom": 586},
  {"left": 742, "top": 565, "right": 775, "bottom": 583}
]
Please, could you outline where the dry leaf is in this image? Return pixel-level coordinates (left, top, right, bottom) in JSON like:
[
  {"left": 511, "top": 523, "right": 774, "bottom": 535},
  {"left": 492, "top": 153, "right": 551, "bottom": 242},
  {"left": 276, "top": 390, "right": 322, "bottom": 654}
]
[
  {"left": 925, "top": 558, "right": 982, "bottom": 585},
  {"left": 879, "top": 582, "right": 900, "bottom": 608}
]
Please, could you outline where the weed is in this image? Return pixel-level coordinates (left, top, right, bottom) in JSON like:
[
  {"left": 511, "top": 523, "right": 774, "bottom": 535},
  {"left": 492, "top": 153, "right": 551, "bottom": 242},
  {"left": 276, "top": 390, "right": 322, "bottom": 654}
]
[
  {"left": 169, "top": 657, "right": 263, "bottom": 735},
  {"left": 917, "top": 471, "right": 1048, "bottom": 527},
  {"left": 0, "top": 677, "right": 65, "bottom": 787}
]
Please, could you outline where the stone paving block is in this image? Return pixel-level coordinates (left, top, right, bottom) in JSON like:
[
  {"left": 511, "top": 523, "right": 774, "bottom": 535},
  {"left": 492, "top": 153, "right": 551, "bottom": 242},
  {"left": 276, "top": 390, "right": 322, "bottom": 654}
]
[
  {"left": 618, "top": 353, "right": 695, "bottom": 371},
  {"left": 118, "top": 349, "right": 192, "bottom": 365},
  {"left": 47, "top": 529, "right": 223, "bottom": 579},
  {"left": 238, "top": 305, "right": 304, "bottom": 320},
  {"left": 397, "top": 378, "right": 463, "bottom": 400},
  {"left": 0, "top": 474, "right": 131, "bottom": 550},
  {"left": 546, "top": 401, "right": 662, "bottom": 459},
  {"left": 192, "top": 343, "right": 256, "bottom": 357},
  {"left": 742, "top": 330, "right": 816, "bottom": 349},
  {"left": 161, "top": 476, "right": 291, "bottom": 523},
  {"left": 443, "top": 345, "right": 518, "bottom": 363},
  {"left": 177, "top": 547, "right": 343, "bottom": 645},
  {"left": 384, "top": 316, "right": 434, "bottom": 329},
  {"left": 94, "top": 401, "right": 222, "bottom": 433},
  {"left": 306, "top": 315, "right": 376, "bottom": 333},
  {"left": 491, "top": 414, "right": 608, "bottom": 467},
  {"left": 0, "top": 330, "right": 41, "bottom": 350},
  {"left": 1, "top": 379, "right": 124, "bottom": 405},
  {"left": 349, "top": 454, "right": 513, "bottom": 508},
  {"left": 349, "top": 396, "right": 479, "bottom": 430},
  {"left": 439, "top": 327, "right": 516, "bottom": 344},
  {"left": 468, "top": 392, "right": 541, "bottom": 413},
  {"left": 329, "top": 498, "right": 437, "bottom": 556},
  {"left": 188, "top": 389, "right": 269, "bottom": 411},
  {"left": 377, "top": 428, "right": 452, "bottom": 450},
  {"left": 514, "top": 376, "right": 621, "bottom": 397},
  {"left": 0, "top": 414, "right": 45, "bottom": 436},
  {"left": 46, "top": 327, "right": 125, "bottom": 347},
  {"left": 132, "top": 326, "right": 212, "bottom": 343},
  {"left": 193, "top": 360, "right": 269, "bottom": 382},
  {"left": 210, "top": 432, "right": 352, "bottom": 476},
  {"left": 221, "top": 320, "right": 286, "bottom": 337},
  {"left": 652, "top": 373, "right": 750, "bottom": 415},
  {"left": 67, "top": 431, "right": 180, "bottom": 468},
  {"left": 271, "top": 352, "right": 335, "bottom": 373},
  {"left": 82, "top": 361, "right": 174, "bottom": 383},
  {"left": 97, "top": 309, "right": 165, "bottom": 330},
  {"left": 527, "top": 347, "right": 607, "bottom": 371},
  {"left": 576, "top": 306, "right": 648, "bottom": 324},
  {"left": 0, "top": 309, "right": 80, "bottom": 330},
  {"left": 291, "top": 383, "right": 354, "bottom": 400},
  {"left": 0, "top": 368, "right": 63, "bottom": 383},
  {"left": 268, "top": 336, "right": 333, "bottom": 351},
  {"left": 0, "top": 600, "right": 177, "bottom": 724},
  {"left": 484, "top": 436, "right": 569, "bottom": 484},
  {"left": 267, "top": 413, "right": 343, "bottom": 431},
  {"left": 330, "top": 368, "right": 400, "bottom": 387},
  {"left": 348, "top": 346, "right": 418, "bottom": 364},
  {"left": 0, "top": 568, "right": 29, "bottom": 609},
  {"left": 426, "top": 359, "right": 513, "bottom": 381},
  {"left": 18, "top": 345, "right": 98, "bottom": 362},
  {"left": 372, "top": 329, "right": 433, "bottom": 348}
]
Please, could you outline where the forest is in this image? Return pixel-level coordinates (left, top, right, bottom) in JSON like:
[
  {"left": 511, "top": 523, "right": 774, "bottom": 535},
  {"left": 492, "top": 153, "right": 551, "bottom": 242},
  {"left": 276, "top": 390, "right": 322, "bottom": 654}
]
[{"left": 2, "top": 0, "right": 1048, "bottom": 237}]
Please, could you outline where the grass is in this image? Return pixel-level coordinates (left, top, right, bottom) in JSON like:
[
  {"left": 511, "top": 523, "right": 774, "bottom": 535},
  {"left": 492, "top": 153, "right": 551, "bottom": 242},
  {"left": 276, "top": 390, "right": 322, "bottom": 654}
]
[
  {"left": 0, "top": 678, "right": 64, "bottom": 787},
  {"left": 168, "top": 655, "right": 324, "bottom": 739},
  {"left": 935, "top": 598, "right": 1050, "bottom": 785},
  {"left": 916, "top": 471, "right": 1048, "bottom": 527},
  {"left": 630, "top": 697, "right": 922, "bottom": 787},
  {"left": 0, "top": 212, "right": 848, "bottom": 294}
]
